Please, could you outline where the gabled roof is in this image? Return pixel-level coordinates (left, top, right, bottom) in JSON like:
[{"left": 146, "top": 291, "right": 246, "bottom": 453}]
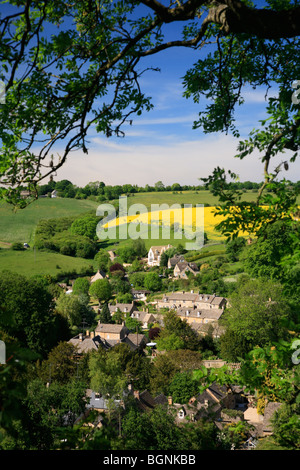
[
  {"left": 108, "top": 302, "right": 135, "bottom": 313},
  {"left": 90, "top": 270, "right": 106, "bottom": 282},
  {"left": 148, "top": 245, "right": 172, "bottom": 259},
  {"left": 124, "top": 333, "right": 147, "bottom": 350},
  {"left": 69, "top": 334, "right": 103, "bottom": 353},
  {"left": 168, "top": 255, "right": 185, "bottom": 267}
]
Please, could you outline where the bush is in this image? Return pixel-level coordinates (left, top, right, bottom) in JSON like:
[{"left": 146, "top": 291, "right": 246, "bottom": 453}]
[{"left": 11, "top": 242, "right": 25, "bottom": 251}]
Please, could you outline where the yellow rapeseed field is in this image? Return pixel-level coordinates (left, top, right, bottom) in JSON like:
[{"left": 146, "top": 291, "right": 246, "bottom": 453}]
[{"left": 101, "top": 206, "right": 242, "bottom": 240}]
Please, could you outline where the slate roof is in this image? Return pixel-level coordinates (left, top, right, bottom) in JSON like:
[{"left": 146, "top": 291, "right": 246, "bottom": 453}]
[
  {"left": 175, "top": 261, "right": 198, "bottom": 273},
  {"left": 123, "top": 333, "right": 147, "bottom": 351},
  {"left": 69, "top": 334, "right": 104, "bottom": 354}
]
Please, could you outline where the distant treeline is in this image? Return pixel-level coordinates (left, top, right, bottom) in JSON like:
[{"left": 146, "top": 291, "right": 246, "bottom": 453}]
[{"left": 36, "top": 178, "right": 299, "bottom": 202}]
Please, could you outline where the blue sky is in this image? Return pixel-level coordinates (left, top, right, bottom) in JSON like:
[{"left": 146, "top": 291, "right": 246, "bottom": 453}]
[{"left": 45, "top": 5, "right": 300, "bottom": 187}]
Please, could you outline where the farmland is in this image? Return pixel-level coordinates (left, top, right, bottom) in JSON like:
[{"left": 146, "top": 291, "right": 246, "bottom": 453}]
[
  {"left": 0, "top": 197, "right": 99, "bottom": 245},
  {"left": 0, "top": 189, "right": 289, "bottom": 277},
  {"left": 0, "top": 189, "right": 258, "bottom": 246}
]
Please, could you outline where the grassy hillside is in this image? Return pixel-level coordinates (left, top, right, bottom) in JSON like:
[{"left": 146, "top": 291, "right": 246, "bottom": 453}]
[
  {"left": 0, "top": 189, "right": 293, "bottom": 277},
  {"left": 0, "top": 248, "right": 94, "bottom": 278},
  {"left": 0, "top": 197, "right": 99, "bottom": 245},
  {"left": 0, "top": 190, "right": 260, "bottom": 246}
]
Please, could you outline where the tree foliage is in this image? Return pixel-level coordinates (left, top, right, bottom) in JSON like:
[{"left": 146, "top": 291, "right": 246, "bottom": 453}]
[
  {"left": 219, "top": 278, "right": 292, "bottom": 360},
  {"left": 0, "top": 271, "right": 59, "bottom": 355},
  {"left": 89, "top": 278, "right": 112, "bottom": 304}
]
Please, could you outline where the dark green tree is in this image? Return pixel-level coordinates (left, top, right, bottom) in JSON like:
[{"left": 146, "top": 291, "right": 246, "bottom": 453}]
[
  {"left": 144, "top": 272, "right": 162, "bottom": 292},
  {"left": 70, "top": 214, "right": 100, "bottom": 240},
  {"left": 168, "top": 371, "right": 199, "bottom": 404},
  {"left": 219, "top": 278, "right": 292, "bottom": 361},
  {"left": 0, "top": 271, "right": 58, "bottom": 355},
  {"left": 72, "top": 277, "right": 90, "bottom": 297},
  {"left": 100, "top": 303, "right": 113, "bottom": 324},
  {"left": 89, "top": 279, "right": 112, "bottom": 304}
]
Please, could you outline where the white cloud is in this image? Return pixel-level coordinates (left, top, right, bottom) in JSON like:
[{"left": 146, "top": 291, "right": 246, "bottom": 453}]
[{"left": 54, "top": 133, "right": 275, "bottom": 186}]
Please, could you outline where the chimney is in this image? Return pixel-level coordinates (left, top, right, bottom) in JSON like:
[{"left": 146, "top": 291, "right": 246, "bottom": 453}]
[
  {"left": 90, "top": 331, "right": 95, "bottom": 339},
  {"left": 86, "top": 330, "right": 90, "bottom": 337},
  {"left": 168, "top": 396, "right": 173, "bottom": 405},
  {"left": 133, "top": 390, "right": 140, "bottom": 400},
  {"left": 79, "top": 333, "right": 83, "bottom": 342}
]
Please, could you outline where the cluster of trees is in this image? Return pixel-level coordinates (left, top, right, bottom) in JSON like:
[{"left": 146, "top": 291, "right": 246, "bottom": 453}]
[{"left": 34, "top": 214, "right": 100, "bottom": 259}]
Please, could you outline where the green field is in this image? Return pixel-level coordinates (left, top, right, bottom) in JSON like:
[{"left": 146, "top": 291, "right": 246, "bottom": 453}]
[
  {"left": 0, "top": 190, "right": 291, "bottom": 277},
  {"left": 0, "top": 197, "right": 99, "bottom": 245},
  {"left": 123, "top": 189, "right": 261, "bottom": 211},
  {"left": 0, "top": 248, "right": 94, "bottom": 278},
  {"left": 0, "top": 190, "right": 260, "bottom": 246}
]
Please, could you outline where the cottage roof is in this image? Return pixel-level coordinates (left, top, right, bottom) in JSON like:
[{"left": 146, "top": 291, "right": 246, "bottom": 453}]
[
  {"left": 197, "top": 294, "right": 226, "bottom": 307},
  {"left": 90, "top": 270, "right": 106, "bottom": 282},
  {"left": 154, "top": 394, "right": 168, "bottom": 406},
  {"left": 162, "top": 292, "right": 199, "bottom": 302},
  {"left": 124, "top": 333, "right": 147, "bottom": 350},
  {"left": 95, "top": 323, "right": 129, "bottom": 334},
  {"left": 175, "top": 261, "right": 198, "bottom": 273},
  {"left": 148, "top": 245, "right": 172, "bottom": 260},
  {"left": 169, "top": 255, "right": 185, "bottom": 267},
  {"left": 108, "top": 302, "right": 134, "bottom": 313},
  {"left": 131, "top": 289, "right": 150, "bottom": 294},
  {"left": 176, "top": 306, "right": 224, "bottom": 320},
  {"left": 69, "top": 334, "right": 103, "bottom": 353}
]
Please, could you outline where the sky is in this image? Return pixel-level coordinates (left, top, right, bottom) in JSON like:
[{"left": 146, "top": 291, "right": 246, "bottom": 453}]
[{"left": 50, "top": 7, "right": 300, "bottom": 188}]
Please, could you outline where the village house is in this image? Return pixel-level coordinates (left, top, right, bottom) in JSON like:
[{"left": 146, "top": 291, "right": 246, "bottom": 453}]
[
  {"left": 69, "top": 323, "right": 147, "bottom": 353},
  {"left": 69, "top": 331, "right": 103, "bottom": 354},
  {"left": 157, "top": 291, "right": 199, "bottom": 309},
  {"left": 176, "top": 305, "right": 224, "bottom": 325},
  {"left": 130, "top": 310, "right": 157, "bottom": 329},
  {"left": 173, "top": 261, "right": 199, "bottom": 279},
  {"left": 167, "top": 254, "right": 185, "bottom": 269},
  {"left": 85, "top": 390, "right": 117, "bottom": 415},
  {"left": 157, "top": 291, "right": 226, "bottom": 310},
  {"left": 127, "top": 382, "right": 242, "bottom": 426},
  {"left": 108, "top": 302, "right": 135, "bottom": 316},
  {"left": 131, "top": 289, "right": 150, "bottom": 301},
  {"left": 147, "top": 244, "right": 173, "bottom": 266},
  {"left": 190, "top": 321, "right": 226, "bottom": 339},
  {"left": 90, "top": 269, "right": 107, "bottom": 282},
  {"left": 95, "top": 322, "right": 147, "bottom": 351}
]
